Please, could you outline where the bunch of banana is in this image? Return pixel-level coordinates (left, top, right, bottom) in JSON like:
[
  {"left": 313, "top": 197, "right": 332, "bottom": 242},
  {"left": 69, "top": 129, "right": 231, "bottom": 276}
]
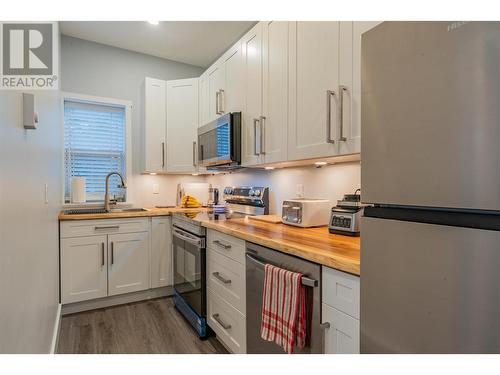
[{"left": 181, "top": 195, "right": 202, "bottom": 208}]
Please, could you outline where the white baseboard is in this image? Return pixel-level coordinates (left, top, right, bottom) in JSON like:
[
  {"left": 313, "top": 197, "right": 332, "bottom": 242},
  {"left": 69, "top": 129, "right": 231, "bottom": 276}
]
[{"left": 50, "top": 303, "right": 62, "bottom": 354}]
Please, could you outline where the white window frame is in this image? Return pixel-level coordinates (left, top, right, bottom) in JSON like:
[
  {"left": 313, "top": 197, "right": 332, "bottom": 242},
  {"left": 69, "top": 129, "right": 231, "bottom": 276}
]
[{"left": 61, "top": 92, "right": 133, "bottom": 207}]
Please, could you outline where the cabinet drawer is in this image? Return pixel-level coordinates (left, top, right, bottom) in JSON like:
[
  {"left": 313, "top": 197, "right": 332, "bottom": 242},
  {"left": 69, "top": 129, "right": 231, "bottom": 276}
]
[
  {"left": 207, "top": 288, "right": 246, "bottom": 354},
  {"left": 322, "top": 303, "right": 359, "bottom": 354},
  {"left": 207, "top": 230, "right": 245, "bottom": 264},
  {"left": 207, "top": 249, "right": 246, "bottom": 314},
  {"left": 322, "top": 266, "right": 360, "bottom": 319},
  {"left": 61, "top": 218, "right": 149, "bottom": 238}
]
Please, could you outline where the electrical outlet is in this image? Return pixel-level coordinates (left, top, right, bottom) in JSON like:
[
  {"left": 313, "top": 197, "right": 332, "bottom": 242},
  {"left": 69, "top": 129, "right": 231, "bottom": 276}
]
[
  {"left": 153, "top": 183, "right": 160, "bottom": 194},
  {"left": 296, "top": 184, "right": 304, "bottom": 198}
]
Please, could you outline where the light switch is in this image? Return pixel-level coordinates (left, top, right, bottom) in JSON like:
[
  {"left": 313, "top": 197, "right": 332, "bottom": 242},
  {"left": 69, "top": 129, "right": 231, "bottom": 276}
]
[{"left": 153, "top": 183, "right": 160, "bottom": 194}]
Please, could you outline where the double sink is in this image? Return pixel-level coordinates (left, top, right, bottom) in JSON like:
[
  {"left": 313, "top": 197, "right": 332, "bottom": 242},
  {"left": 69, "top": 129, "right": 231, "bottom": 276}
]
[{"left": 63, "top": 208, "right": 149, "bottom": 215}]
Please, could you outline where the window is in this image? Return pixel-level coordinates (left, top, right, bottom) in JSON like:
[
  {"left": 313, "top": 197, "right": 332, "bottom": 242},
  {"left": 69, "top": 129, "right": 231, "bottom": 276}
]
[{"left": 64, "top": 97, "right": 129, "bottom": 203}]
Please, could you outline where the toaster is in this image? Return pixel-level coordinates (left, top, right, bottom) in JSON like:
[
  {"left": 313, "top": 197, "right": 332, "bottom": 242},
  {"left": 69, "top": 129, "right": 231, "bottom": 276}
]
[{"left": 282, "top": 199, "right": 331, "bottom": 227}]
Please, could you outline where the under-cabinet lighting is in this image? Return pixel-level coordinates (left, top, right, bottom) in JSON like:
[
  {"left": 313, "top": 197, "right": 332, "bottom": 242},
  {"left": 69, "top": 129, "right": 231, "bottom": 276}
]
[
  {"left": 147, "top": 21, "right": 159, "bottom": 25},
  {"left": 265, "top": 167, "right": 275, "bottom": 170},
  {"left": 149, "top": 172, "right": 157, "bottom": 175},
  {"left": 314, "top": 161, "right": 328, "bottom": 166}
]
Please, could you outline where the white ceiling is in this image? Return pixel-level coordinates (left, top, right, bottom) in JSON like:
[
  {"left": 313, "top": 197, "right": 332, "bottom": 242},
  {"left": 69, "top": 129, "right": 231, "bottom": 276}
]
[{"left": 60, "top": 21, "right": 256, "bottom": 68}]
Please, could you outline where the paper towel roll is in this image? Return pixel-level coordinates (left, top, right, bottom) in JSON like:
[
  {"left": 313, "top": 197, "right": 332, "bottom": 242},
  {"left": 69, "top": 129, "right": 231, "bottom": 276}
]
[{"left": 71, "top": 177, "right": 86, "bottom": 203}]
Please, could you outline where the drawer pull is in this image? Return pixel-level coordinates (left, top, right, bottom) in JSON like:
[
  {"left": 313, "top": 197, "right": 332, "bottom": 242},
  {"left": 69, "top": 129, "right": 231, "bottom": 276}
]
[
  {"left": 213, "top": 240, "right": 231, "bottom": 250},
  {"left": 212, "top": 313, "right": 231, "bottom": 330},
  {"left": 95, "top": 225, "right": 119, "bottom": 231},
  {"left": 212, "top": 271, "right": 231, "bottom": 284}
]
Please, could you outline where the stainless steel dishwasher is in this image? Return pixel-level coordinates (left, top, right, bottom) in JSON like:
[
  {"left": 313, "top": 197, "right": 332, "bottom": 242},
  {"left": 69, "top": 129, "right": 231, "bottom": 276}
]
[{"left": 246, "top": 242, "right": 322, "bottom": 354}]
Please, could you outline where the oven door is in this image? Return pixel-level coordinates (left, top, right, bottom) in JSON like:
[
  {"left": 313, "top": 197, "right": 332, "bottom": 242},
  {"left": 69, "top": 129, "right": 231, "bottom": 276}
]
[
  {"left": 198, "top": 112, "right": 236, "bottom": 167},
  {"left": 172, "top": 226, "right": 206, "bottom": 317}
]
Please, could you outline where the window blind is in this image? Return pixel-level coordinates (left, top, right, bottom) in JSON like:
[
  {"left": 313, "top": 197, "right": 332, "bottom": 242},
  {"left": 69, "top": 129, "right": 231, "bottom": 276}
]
[{"left": 64, "top": 100, "right": 126, "bottom": 203}]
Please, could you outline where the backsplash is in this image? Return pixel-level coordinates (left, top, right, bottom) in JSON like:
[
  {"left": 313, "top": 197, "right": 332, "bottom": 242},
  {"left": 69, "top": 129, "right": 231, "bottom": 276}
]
[{"left": 206, "top": 161, "right": 361, "bottom": 214}]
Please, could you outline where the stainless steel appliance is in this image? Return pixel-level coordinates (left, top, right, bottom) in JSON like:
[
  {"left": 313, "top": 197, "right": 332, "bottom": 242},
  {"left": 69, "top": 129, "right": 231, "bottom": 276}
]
[
  {"left": 361, "top": 22, "right": 500, "bottom": 353},
  {"left": 282, "top": 199, "right": 331, "bottom": 227},
  {"left": 245, "top": 242, "right": 323, "bottom": 353},
  {"left": 329, "top": 192, "right": 365, "bottom": 236},
  {"left": 223, "top": 186, "right": 269, "bottom": 216},
  {"left": 172, "top": 214, "right": 210, "bottom": 338},
  {"left": 197, "top": 112, "right": 241, "bottom": 169}
]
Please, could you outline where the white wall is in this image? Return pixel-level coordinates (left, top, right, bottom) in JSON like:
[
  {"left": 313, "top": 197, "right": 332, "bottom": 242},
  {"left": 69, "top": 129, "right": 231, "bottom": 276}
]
[
  {"left": 0, "top": 91, "right": 61, "bottom": 353},
  {"left": 206, "top": 162, "right": 361, "bottom": 214}
]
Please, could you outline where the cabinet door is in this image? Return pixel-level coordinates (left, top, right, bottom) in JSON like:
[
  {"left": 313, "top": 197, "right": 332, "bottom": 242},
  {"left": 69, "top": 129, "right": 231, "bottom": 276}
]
[
  {"left": 338, "top": 21, "right": 382, "bottom": 156},
  {"left": 199, "top": 73, "right": 210, "bottom": 127},
  {"left": 288, "top": 22, "right": 340, "bottom": 161},
  {"left": 166, "top": 78, "right": 199, "bottom": 173},
  {"left": 241, "top": 23, "right": 264, "bottom": 166},
  {"left": 61, "top": 235, "right": 107, "bottom": 304},
  {"left": 151, "top": 217, "right": 173, "bottom": 288},
  {"left": 108, "top": 232, "right": 150, "bottom": 296},
  {"left": 222, "top": 42, "right": 244, "bottom": 113},
  {"left": 262, "top": 21, "right": 289, "bottom": 164},
  {"left": 143, "top": 77, "right": 166, "bottom": 172},
  {"left": 208, "top": 62, "right": 225, "bottom": 121},
  {"left": 322, "top": 303, "right": 360, "bottom": 354}
]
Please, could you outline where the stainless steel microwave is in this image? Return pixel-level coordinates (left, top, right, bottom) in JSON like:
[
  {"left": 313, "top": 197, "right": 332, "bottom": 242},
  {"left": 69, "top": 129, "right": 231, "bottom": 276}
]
[{"left": 197, "top": 112, "right": 241, "bottom": 169}]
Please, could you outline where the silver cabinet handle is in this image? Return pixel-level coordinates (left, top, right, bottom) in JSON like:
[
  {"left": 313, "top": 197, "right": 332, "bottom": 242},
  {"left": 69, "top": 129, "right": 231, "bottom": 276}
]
[
  {"left": 219, "top": 89, "right": 225, "bottom": 114},
  {"left": 162, "top": 142, "right": 165, "bottom": 168},
  {"left": 213, "top": 239, "right": 231, "bottom": 249},
  {"left": 101, "top": 242, "right": 105, "bottom": 266},
  {"left": 212, "top": 313, "right": 231, "bottom": 330},
  {"left": 253, "top": 118, "right": 260, "bottom": 156},
  {"left": 259, "top": 116, "right": 266, "bottom": 155},
  {"left": 320, "top": 322, "right": 330, "bottom": 353},
  {"left": 95, "top": 225, "right": 119, "bottom": 231},
  {"left": 326, "top": 90, "right": 336, "bottom": 144},
  {"left": 192, "top": 141, "right": 197, "bottom": 167},
  {"left": 212, "top": 271, "right": 231, "bottom": 284},
  {"left": 110, "top": 242, "right": 114, "bottom": 265},
  {"left": 339, "top": 86, "right": 348, "bottom": 142},
  {"left": 215, "top": 91, "right": 219, "bottom": 115}
]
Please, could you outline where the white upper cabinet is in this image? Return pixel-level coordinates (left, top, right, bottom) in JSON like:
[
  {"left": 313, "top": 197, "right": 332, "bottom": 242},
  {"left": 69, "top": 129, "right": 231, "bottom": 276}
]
[
  {"left": 198, "top": 72, "right": 210, "bottom": 127},
  {"left": 261, "top": 21, "right": 289, "bottom": 164},
  {"left": 241, "top": 23, "right": 264, "bottom": 166},
  {"left": 288, "top": 21, "right": 340, "bottom": 161},
  {"left": 338, "top": 21, "right": 381, "bottom": 156},
  {"left": 142, "top": 77, "right": 166, "bottom": 172},
  {"left": 222, "top": 42, "right": 244, "bottom": 114},
  {"left": 208, "top": 63, "right": 225, "bottom": 122},
  {"left": 166, "top": 78, "right": 199, "bottom": 173}
]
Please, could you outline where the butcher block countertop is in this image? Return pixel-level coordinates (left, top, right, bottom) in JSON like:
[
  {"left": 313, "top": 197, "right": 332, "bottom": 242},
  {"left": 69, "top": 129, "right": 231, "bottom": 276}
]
[
  {"left": 58, "top": 207, "right": 207, "bottom": 221},
  {"left": 195, "top": 214, "right": 360, "bottom": 276}
]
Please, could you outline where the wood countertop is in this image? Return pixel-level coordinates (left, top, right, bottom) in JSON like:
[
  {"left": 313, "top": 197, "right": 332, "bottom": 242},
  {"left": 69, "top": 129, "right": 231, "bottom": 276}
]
[
  {"left": 195, "top": 215, "right": 360, "bottom": 276},
  {"left": 58, "top": 207, "right": 207, "bottom": 221}
]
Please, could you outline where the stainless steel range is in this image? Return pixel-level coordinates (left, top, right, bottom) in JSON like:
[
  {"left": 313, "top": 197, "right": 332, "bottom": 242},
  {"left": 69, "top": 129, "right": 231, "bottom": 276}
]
[{"left": 223, "top": 186, "right": 269, "bottom": 216}]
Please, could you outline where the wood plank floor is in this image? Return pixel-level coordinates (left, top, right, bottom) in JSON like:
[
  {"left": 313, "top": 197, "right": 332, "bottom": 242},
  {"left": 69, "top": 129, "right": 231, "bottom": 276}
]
[{"left": 57, "top": 298, "right": 228, "bottom": 354}]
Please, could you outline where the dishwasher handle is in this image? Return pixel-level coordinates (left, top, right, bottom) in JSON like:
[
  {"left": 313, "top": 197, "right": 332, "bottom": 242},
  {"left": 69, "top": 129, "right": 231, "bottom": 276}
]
[{"left": 245, "top": 253, "right": 319, "bottom": 288}]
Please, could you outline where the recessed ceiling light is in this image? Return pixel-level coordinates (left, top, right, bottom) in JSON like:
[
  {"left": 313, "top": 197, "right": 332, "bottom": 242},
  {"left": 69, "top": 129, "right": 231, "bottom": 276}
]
[
  {"left": 147, "top": 21, "right": 159, "bottom": 25},
  {"left": 265, "top": 167, "right": 275, "bottom": 170}
]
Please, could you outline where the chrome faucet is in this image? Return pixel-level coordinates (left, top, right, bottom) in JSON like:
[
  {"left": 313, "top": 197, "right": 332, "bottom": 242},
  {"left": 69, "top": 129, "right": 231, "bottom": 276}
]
[{"left": 104, "top": 172, "right": 127, "bottom": 212}]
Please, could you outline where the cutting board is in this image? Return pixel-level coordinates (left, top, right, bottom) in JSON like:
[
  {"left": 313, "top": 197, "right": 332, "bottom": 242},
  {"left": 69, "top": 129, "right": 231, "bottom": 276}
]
[{"left": 249, "top": 215, "right": 282, "bottom": 224}]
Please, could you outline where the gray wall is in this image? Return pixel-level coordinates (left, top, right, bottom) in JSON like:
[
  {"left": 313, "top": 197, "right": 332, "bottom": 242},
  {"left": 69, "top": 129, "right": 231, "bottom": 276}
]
[
  {"left": 0, "top": 91, "right": 62, "bottom": 353},
  {"left": 61, "top": 35, "right": 204, "bottom": 173}
]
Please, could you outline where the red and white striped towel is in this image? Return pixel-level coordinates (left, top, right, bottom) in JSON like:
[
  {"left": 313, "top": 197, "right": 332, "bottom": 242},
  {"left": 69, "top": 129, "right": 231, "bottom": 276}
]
[{"left": 260, "top": 263, "right": 307, "bottom": 354}]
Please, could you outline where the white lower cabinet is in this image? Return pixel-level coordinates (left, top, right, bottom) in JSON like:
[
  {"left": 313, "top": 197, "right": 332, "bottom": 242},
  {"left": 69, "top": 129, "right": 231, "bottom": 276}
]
[
  {"left": 206, "top": 229, "right": 246, "bottom": 353},
  {"left": 60, "top": 217, "right": 172, "bottom": 305},
  {"left": 107, "top": 232, "right": 150, "bottom": 296},
  {"left": 151, "top": 216, "right": 173, "bottom": 288},
  {"left": 61, "top": 235, "right": 108, "bottom": 304},
  {"left": 322, "top": 303, "right": 360, "bottom": 354},
  {"left": 321, "top": 266, "right": 360, "bottom": 354}
]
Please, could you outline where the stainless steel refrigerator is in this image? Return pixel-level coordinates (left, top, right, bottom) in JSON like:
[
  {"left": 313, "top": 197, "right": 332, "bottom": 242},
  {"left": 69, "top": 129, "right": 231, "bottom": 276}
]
[{"left": 361, "top": 22, "right": 500, "bottom": 353}]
